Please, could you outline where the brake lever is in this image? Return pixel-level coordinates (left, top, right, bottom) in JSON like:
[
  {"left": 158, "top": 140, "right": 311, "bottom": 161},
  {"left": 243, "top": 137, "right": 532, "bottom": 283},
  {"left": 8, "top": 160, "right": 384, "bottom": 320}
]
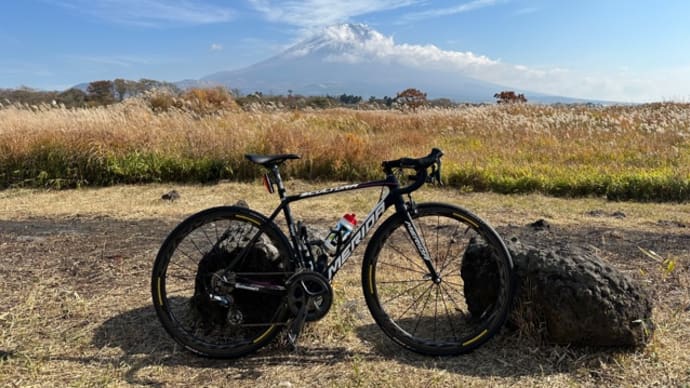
[{"left": 426, "top": 162, "right": 443, "bottom": 186}]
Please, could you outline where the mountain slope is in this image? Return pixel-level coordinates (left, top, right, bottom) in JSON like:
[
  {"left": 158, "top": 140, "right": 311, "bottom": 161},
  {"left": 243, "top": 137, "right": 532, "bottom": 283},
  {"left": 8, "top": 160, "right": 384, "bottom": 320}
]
[{"left": 198, "top": 24, "right": 577, "bottom": 103}]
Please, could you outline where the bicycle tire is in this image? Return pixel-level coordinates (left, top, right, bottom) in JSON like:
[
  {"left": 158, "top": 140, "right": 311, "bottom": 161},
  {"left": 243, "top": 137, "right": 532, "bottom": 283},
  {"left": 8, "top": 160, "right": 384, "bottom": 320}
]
[
  {"left": 361, "top": 203, "right": 514, "bottom": 356},
  {"left": 151, "top": 206, "right": 294, "bottom": 358}
]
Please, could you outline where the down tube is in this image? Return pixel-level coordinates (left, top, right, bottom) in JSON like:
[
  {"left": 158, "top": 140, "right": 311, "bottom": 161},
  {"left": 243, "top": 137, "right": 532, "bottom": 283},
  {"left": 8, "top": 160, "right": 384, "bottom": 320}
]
[{"left": 325, "top": 199, "right": 388, "bottom": 281}]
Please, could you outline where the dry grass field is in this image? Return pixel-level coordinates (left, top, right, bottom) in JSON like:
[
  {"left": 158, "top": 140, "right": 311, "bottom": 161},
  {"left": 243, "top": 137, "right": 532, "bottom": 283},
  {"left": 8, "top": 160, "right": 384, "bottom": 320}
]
[
  {"left": 1, "top": 181, "right": 688, "bottom": 387},
  {"left": 2, "top": 101, "right": 690, "bottom": 200}
]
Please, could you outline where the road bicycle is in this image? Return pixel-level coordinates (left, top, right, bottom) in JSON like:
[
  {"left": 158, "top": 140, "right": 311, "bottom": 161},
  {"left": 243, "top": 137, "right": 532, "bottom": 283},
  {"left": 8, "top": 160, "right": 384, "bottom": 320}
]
[{"left": 151, "top": 148, "right": 514, "bottom": 358}]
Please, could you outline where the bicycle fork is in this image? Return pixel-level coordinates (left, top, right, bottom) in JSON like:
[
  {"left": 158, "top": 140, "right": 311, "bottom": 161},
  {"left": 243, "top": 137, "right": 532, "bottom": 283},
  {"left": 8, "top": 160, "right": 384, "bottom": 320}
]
[{"left": 401, "top": 202, "right": 441, "bottom": 283}]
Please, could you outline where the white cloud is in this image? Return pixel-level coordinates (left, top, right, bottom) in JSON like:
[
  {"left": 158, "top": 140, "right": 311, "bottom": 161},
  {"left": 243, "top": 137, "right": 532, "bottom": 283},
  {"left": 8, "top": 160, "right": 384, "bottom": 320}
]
[
  {"left": 51, "top": 0, "right": 235, "bottom": 27},
  {"left": 249, "top": 0, "right": 419, "bottom": 28},
  {"left": 303, "top": 24, "right": 687, "bottom": 102},
  {"left": 479, "top": 62, "right": 690, "bottom": 102},
  {"left": 210, "top": 43, "right": 223, "bottom": 52},
  {"left": 305, "top": 24, "right": 499, "bottom": 70}
]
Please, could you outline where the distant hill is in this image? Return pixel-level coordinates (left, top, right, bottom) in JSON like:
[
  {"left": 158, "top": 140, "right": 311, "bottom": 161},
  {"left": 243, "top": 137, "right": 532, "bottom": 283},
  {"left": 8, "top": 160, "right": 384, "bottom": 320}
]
[{"left": 193, "top": 23, "right": 586, "bottom": 103}]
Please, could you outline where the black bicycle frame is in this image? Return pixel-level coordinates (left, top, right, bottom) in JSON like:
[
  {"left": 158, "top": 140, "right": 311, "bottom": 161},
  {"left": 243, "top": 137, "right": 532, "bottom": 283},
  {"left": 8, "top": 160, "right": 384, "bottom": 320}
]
[{"left": 261, "top": 166, "right": 439, "bottom": 282}]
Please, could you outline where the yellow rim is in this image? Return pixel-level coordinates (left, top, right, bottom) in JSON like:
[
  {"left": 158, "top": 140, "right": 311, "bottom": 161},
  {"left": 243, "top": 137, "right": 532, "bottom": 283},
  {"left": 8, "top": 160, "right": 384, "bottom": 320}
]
[
  {"left": 454, "top": 213, "right": 478, "bottom": 229},
  {"left": 157, "top": 277, "right": 163, "bottom": 306},
  {"left": 252, "top": 326, "right": 275, "bottom": 343},
  {"left": 368, "top": 265, "right": 374, "bottom": 295},
  {"left": 236, "top": 215, "right": 260, "bottom": 225},
  {"left": 462, "top": 329, "right": 488, "bottom": 346}
]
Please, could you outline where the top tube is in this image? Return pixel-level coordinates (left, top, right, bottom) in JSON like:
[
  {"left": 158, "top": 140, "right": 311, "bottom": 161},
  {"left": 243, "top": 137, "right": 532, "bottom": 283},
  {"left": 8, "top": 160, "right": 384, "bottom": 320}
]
[{"left": 244, "top": 147, "right": 443, "bottom": 198}]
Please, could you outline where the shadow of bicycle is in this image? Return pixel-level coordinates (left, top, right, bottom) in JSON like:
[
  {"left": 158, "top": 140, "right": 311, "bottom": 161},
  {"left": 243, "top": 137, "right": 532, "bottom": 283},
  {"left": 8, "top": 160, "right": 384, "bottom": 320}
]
[
  {"left": 354, "top": 318, "right": 631, "bottom": 380},
  {"left": 81, "top": 303, "right": 627, "bottom": 386},
  {"left": 85, "top": 304, "right": 368, "bottom": 386}
]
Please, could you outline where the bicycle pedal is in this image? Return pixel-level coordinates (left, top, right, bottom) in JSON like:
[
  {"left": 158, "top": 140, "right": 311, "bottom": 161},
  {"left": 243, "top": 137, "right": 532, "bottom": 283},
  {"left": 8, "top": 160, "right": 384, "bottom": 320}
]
[{"left": 286, "top": 296, "right": 311, "bottom": 349}]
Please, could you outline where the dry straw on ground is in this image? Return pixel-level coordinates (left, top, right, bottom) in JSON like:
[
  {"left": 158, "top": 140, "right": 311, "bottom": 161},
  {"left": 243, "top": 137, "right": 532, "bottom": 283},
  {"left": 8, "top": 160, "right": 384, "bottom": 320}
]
[{"left": 0, "top": 182, "right": 688, "bottom": 387}]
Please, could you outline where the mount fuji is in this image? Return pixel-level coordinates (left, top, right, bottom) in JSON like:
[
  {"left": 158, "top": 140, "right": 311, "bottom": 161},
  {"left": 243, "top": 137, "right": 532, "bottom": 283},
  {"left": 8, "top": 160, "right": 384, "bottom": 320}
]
[{"left": 196, "top": 24, "right": 574, "bottom": 103}]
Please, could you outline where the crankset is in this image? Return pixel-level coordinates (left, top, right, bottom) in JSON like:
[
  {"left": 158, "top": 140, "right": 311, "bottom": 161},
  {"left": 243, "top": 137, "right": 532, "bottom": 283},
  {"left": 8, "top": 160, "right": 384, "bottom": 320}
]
[{"left": 285, "top": 271, "right": 333, "bottom": 348}]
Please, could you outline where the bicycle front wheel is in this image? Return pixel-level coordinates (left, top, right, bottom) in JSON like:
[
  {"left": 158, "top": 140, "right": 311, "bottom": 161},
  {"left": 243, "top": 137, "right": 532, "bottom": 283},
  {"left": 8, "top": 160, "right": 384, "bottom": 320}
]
[
  {"left": 151, "top": 206, "right": 293, "bottom": 358},
  {"left": 362, "top": 203, "right": 514, "bottom": 356}
]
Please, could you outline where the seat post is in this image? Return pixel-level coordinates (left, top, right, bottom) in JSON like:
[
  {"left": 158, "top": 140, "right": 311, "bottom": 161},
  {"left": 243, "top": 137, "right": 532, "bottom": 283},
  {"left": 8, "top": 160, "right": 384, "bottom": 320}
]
[{"left": 270, "top": 165, "right": 288, "bottom": 199}]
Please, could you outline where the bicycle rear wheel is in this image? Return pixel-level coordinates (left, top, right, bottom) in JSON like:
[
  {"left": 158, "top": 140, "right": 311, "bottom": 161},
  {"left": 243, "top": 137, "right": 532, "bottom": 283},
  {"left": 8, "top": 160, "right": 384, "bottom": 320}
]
[
  {"left": 362, "top": 203, "right": 514, "bottom": 356},
  {"left": 151, "top": 206, "right": 293, "bottom": 358}
]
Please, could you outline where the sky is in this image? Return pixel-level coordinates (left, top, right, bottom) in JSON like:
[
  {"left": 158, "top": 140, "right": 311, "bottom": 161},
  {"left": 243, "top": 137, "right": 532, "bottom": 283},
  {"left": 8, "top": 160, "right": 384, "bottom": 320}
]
[{"left": 1, "top": 0, "right": 690, "bottom": 102}]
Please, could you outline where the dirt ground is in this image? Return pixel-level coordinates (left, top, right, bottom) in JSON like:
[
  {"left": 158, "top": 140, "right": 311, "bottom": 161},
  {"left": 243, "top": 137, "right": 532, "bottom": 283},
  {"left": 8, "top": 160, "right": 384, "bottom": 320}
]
[{"left": 0, "top": 182, "right": 688, "bottom": 387}]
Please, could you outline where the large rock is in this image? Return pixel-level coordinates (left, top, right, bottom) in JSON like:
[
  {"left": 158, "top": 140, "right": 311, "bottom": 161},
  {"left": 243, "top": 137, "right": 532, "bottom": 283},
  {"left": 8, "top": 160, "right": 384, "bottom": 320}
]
[{"left": 462, "top": 220, "right": 654, "bottom": 347}]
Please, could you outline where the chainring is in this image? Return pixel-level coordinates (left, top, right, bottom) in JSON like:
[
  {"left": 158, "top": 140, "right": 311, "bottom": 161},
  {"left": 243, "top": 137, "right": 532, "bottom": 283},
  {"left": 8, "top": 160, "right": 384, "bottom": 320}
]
[{"left": 286, "top": 271, "right": 333, "bottom": 322}]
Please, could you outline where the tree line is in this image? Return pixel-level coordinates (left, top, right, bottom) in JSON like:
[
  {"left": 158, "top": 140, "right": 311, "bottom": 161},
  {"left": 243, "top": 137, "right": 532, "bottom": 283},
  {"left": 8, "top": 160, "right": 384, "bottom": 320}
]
[
  {"left": 1, "top": 78, "right": 527, "bottom": 110},
  {"left": 0, "top": 78, "right": 179, "bottom": 108}
]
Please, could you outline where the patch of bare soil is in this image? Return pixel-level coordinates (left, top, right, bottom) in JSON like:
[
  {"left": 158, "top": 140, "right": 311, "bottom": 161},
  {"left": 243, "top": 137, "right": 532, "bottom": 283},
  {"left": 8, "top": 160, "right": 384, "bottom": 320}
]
[{"left": 0, "top": 183, "right": 688, "bottom": 387}]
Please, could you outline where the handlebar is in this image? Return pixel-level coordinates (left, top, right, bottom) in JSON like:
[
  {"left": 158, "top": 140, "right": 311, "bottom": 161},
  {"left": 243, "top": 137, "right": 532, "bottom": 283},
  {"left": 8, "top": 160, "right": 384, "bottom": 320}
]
[{"left": 382, "top": 148, "right": 444, "bottom": 193}]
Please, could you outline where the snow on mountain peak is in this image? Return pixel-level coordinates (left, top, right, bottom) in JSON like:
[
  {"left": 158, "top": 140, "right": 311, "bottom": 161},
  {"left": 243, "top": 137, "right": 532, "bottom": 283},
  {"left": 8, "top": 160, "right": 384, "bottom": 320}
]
[
  {"left": 280, "top": 22, "right": 497, "bottom": 70},
  {"left": 283, "top": 23, "right": 392, "bottom": 59},
  {"left": 322, "top": 23, "right": 382, "bottom": 44}
]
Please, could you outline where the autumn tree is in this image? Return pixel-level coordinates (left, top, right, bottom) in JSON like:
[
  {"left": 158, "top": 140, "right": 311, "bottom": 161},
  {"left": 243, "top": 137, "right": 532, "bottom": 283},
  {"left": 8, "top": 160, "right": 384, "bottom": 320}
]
[
  {"left": 394, "top": 88, "right": 427, "bottom": 111},
  {"left": 494, "top": 90, "right": 527, "bottom": 104},
  {"left": 57, "top": 88, "right": 87, "bottom": 108},
  {"left": 87, "top": 80, "right": 115, "bottom": 105},
  {"left": 113, "top": 78, "right": 130, "bottom": 101}
]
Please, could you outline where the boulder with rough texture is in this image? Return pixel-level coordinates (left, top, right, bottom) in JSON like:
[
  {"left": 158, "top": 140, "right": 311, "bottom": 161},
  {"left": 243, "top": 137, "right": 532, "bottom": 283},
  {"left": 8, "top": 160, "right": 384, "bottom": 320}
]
[{"left": 462, "top": 220, "right": 654, "bottom": 347}]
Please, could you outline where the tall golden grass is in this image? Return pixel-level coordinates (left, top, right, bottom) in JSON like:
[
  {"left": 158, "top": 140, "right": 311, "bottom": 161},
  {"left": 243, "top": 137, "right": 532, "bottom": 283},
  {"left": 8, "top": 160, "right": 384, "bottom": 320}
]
[{"left": 1, "top": 99, "right": 689, "bottom": 200}]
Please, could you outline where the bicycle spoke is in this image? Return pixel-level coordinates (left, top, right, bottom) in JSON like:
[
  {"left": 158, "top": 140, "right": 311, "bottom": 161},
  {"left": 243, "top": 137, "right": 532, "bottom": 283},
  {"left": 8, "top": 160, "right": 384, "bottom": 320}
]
[
  {"left": 411, "top": 282, "right": 435, "bottom": 335},
  {"left": 385, "top": 238, "right": 429, "bottom": 274},
  {"left": 380, "top": 278, "right": 430, "bottom": 306},
  {"left": 438, "top": 225, "right": 470, "bottom": 276},
  {"left": 377, "top": 279, "right": 428, "bottom": 285},
  {"left": 200, "top": 225, "right": 218, "bottom": 248},
  {"left": 438, "top": 282, "right": 466, "bottom": 315},
  {"left": 438, "top": 285, "right": 460, "bottom": 340},
  {"left": 175, "top": 246, "right": 204, "bottom": 269},
  {"left": 441, "top": 279, "right": 466, "bottom": 292},
  {"left": 188, "top": 237, "right": 209, "bottom": 260},
  {"left": 433, "top": 285, "right": 440, "bottom": 341},
  {"left": 168, "top": 257, "right": 197, "bottom": 274},
  {"left": 394, "top": 281, "right": 433, "bottom": 324},
  {"left": 377, "top": 260, "right": 428, "bottom": 276}
]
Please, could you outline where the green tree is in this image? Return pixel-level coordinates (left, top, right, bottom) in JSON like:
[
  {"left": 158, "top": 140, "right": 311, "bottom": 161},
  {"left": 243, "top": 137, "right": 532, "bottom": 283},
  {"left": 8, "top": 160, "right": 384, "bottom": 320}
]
[{"left": 338, "top": 94, "right": 362, "bottom": 105}]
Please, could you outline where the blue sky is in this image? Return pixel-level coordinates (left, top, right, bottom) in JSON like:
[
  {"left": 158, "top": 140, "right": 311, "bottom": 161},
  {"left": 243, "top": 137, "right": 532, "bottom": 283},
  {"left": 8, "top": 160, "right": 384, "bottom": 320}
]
[{"left": 1, "top": 0, "right": 689, "bottom": 102}]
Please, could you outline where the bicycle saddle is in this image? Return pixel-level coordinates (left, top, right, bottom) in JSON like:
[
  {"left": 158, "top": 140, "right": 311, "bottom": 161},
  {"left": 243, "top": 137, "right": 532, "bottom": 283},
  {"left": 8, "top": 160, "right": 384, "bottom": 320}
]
[{"left": 245, "top": 153, "right": 300, "bottom": 167}]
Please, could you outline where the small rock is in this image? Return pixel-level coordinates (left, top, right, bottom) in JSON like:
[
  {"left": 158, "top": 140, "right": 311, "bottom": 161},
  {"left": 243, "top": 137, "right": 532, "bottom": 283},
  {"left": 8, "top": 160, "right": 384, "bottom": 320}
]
[
  {"left": 161, "top": 190, "right": 180, "bottom": 201},
  {"left": 612, "top": 211, "right": 626, "bottom": 219},
  {"left": 528, "top": 219, "right": 550, "bottom": 231},
  {"left": 586, "top": 209, "right": 606, "bottom": 217}
]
